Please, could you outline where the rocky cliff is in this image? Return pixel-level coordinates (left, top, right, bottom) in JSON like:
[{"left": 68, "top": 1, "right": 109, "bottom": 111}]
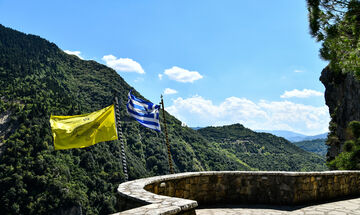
[{"left": 320, "top": 67, "right": 360, "bottom": 161}]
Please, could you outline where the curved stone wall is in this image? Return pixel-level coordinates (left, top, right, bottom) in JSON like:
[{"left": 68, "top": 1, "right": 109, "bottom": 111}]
[{"left": 112, "top": 171, "right": 360, "bottom": 215}]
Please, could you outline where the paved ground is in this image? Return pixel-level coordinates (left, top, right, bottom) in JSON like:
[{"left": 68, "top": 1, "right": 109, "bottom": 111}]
[{"left": 196, "top": 197, "right": 360, "bottom": 215}]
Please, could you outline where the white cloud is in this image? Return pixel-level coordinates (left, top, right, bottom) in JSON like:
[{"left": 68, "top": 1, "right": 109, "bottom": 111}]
[
  {"left": 134, "top": 77, "right": 144, "bottom": 83},
  {"left": 64, "top": 50, "right": 83, "bottom": 59},
  {"left": 280, "top": 89, "right": 323, "bottom": 98},
  {"left": 102, "top": 55, "right": 145, "bottom": 74},
  {"left": 163, "top": 66, "right": 203, "bottom": 83},
  {"left": 294, "top": 70, "right": 305, "bottom": 73},
  {"left": 166, "top": 95, "right": 330, "bottom": 135},
  {"left": 164, "top": 88, "right": 178, "bottom": 95},
  {"left": 158, "top": 74, "right": 163, "bottom": 80}
]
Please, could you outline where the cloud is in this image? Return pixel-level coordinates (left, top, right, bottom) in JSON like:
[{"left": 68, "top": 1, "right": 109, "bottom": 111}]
[
  {"left": 158, "top": 74, "right": 163, "bottom": 80},
  {"left": 163, "top": 88, "right": 178, "bottom": 95},
  {"left": 134, "top": 77, "right": 144, "bottom": 83},
  {"left": 280, "top": 89, "right": 323, "bottom": 98},
  {"left": 294, "top": 70, "right": 305, "bottom": 73},
  {"left": 166, "top": 95, "right": 329, "bottom": 135},
  {"left": 64, "top": 50, "right": 83, "bottom": 59},
  {"left": 163, "top": 66, "right": 203, "bottom": 83},
  {"left": 102, "top": 55, "right": 145, "bottom": 74}
]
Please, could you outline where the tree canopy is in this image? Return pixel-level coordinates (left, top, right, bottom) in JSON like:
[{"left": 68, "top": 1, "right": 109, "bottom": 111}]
[{"left": 307, "top": 0, "right": 360, "bottom": 75}]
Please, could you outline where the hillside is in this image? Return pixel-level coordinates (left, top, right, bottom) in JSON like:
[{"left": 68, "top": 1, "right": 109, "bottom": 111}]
[
  {"left": 0, "top": 24, "right": 326, "bottom": 214},
  {"left": 292, "top": 139, "right": 328, "bottom": 157},
  {"left": 198, "top": 124, "right": 327, "bottom": 171},
  {"left": 256, "top": 130, "right": 328, "bottom": 142}
]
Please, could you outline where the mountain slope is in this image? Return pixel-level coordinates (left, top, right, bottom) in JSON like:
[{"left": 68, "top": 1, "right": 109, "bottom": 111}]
[
  {"left": 292, "top": 139, "right": 328, "bottom": 157},
  {"left": 198, "top": 124, "right": 327, "bottom": 171},
  {"left": 0, "top": 24, "right": 327, "bottom": 214},
  {"left": 0, "top": 24, "right": 253, "bottom": 215}
]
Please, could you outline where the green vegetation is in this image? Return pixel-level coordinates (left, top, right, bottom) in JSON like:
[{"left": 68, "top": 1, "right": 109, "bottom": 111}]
[
  {"left": 292, "top": 139, "right": 328, "bottom": 156},
  {"left": 197, "top": 124, "right": 327, "bottom": 171},
  {"left": 307, "top": 0, "right": 360, "bottom": 169},
  {"left": 307, "top": 0, "right": 360, "bottom": 76},
  {"left": 0, "top": 24, "right": 327, "bottom": 214},
  {"left": 329, "top": 121, "right": 360, "bottom": 169}
]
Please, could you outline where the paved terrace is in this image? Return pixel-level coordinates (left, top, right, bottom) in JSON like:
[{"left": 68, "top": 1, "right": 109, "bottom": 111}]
[
  {"left": 196, "top": 197, "right": 360, "bottom": 214},
  {"left": 112, "top": 171, "right": 360, "bottom": 215}
]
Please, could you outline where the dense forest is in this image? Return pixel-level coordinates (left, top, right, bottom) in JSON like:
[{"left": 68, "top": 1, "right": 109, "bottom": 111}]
[
  {"left": 292, "top": 139, "right": 328, "bottom": 156},
  {"left": 198, "top": 124, "right": 326, "bottom": 171},
  {"left": 0, "top": 24, "right": 326, "bottom": 214}
]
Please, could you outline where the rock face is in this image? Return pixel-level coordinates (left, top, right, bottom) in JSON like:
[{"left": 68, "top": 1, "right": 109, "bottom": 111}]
[{"left": 320, "top": 67, "right": 360, "bottom": 160}]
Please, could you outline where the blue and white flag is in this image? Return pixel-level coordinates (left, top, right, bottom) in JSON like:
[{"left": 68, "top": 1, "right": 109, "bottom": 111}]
[{"left": 126, "top": 91, "right": 161, "bottom": 132}]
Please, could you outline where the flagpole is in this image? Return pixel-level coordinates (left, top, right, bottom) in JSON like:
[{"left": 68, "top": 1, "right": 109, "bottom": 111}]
[
  {"left": 161, "top": 95, "right": 174, "bottom": 174},
  {"left": 114, "top": 96, "right": 129, "bottom": 181}
]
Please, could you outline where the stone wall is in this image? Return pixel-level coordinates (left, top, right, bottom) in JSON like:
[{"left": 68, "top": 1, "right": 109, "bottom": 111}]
[{"left": 112, "top": 171, "right": 360, "bottom": 215}]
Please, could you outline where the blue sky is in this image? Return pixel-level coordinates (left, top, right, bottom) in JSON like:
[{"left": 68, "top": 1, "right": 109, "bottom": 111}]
[{"left": 0, "top": 0, "right": 329, "bottom": 135}]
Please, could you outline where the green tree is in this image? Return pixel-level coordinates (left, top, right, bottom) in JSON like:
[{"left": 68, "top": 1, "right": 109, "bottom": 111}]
[
  {"left": 307, "top": 0, "right": 360, "bottom": 75},
  {"left": 329, "top": 121, "right": 360, "bottom": 169}
]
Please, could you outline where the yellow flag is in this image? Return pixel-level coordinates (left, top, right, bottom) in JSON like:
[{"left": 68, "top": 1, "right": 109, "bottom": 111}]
[{"left": 50, "top": 104, "right": 118, "bottom": 150}]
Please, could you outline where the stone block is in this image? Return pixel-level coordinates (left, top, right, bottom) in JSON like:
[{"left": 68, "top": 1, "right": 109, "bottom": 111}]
[
  {"left": 200, "top": 183, "right": 208, "bottom": 191},
  {"left": 176, "top": 180, "right": 186, "bottom": 190},
  {"left": 175, "top": 189, "right": 184, "bottom": 198},
  {"left": 280, "top": 183, "right": 291, "bottom": 192},
  {"left": 168, "top": 187, "right": 175, "bottom": 197},
  {"left": 302, "top": 182, "right": 310, "bottom": 191},
  {"left": 183, "top": 191, "right": 190, "bottom": 199},
  {"left": 185, "top": 183, "right": 191, "bottom": 191},
  {"left": 154, "top": 185, "right": 158, "bottom": 194},
  {"left": 311, "top": 181, "right": 318, "bottom": 190},
  {"left": 340, "top": 177, "right": 346, "bottom": 185}
]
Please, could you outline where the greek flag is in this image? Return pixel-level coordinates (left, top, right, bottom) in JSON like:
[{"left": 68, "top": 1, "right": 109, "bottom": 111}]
[{"left": 126, "top": 91, "right": 161, "bottom": 131}]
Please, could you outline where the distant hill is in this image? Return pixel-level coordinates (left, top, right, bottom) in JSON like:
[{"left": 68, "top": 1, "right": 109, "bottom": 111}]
[
  {"left": 303, "top": 133, "right": 328, "bottom": 141},
  {"left": 292, "top": 139, "right": 328, "bottom": 157},
  {"left": 256, "top": 130, "right": 328, "bottom": 142},
  {"left": 198, "top": 124, "right": 327, "bottom": 171}
]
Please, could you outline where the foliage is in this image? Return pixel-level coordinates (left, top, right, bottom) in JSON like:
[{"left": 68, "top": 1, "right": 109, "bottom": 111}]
[
  {"left": 328, "top": 121, "right": 360, "bottom": 169},
  {"left": 292, "top": 138, "right": 328, "bottom": 156},
  {"left": 197, "top": 124, "right": 328, "bottom": 171},
  {"left": 307, "top": 0, "right": 360, "bottom": 76}
]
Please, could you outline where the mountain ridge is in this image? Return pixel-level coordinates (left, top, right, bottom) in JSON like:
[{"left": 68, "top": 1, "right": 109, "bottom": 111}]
[
  {"left": 198, "top": 124, "right": 327, "bottom": 171},
  {"left": 256, "top": 130, "right": 328, "bottom": 142}
]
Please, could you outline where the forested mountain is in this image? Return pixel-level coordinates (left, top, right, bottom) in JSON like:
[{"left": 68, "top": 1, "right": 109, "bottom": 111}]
[
  {"left": 197, "top": 124, "right": 327, "bottom": 171},
  {"left": 292, "top": 139, "right": 328, "bottom": 157},
  {"left": 0, "top": 24, "right": 326, "bottom": 214}
]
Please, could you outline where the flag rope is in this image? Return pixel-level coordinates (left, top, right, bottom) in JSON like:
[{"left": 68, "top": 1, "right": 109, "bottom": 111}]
[
  {"left": 161, "top": 95, "right": 174, "bottom": 174},
  {"left": 115, "top": 97, "right": 129, "bottom": 181}
]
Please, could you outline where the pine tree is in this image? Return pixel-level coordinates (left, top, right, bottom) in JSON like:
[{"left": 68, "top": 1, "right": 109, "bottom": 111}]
[{"left": 307, "top": 0, "right": 360, "bottom": 75}]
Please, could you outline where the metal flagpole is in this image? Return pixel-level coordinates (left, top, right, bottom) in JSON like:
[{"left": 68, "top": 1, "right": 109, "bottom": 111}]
[
  {"left": 114, "top": 96, "right": 129, "bottom": 181},
  {"left": 161, "top": 95, "right": 174, "bottom": 174}
]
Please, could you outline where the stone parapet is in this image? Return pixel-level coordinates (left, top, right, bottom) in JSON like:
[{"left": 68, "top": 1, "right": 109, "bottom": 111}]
[{"left": 112, "top": 171, "right": 360, "bottom": 215}]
